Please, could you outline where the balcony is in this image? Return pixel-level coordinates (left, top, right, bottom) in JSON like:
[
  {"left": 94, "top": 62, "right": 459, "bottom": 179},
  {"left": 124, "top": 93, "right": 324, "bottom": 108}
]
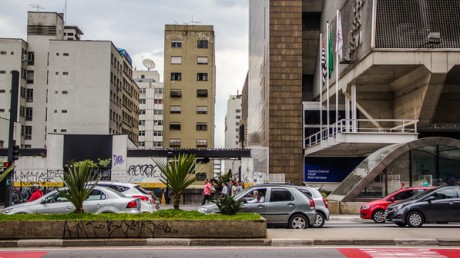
[{"left": 304, "top": 119, "right": 418, "bottom": 157}]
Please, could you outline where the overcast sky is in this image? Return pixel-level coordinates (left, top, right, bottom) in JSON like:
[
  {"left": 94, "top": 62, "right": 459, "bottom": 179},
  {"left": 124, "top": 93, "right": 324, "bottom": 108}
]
[{"left": 1, "top": 0, "right": 249, "bottom": 148}]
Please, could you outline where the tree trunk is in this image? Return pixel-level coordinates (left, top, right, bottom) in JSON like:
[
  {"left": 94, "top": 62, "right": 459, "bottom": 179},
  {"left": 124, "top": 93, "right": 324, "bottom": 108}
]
[{"left": 173, "top": 193, "right": 181, "bottom": 210}]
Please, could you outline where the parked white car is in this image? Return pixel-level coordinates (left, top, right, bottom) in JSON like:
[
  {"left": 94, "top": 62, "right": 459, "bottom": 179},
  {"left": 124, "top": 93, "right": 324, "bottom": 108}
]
[
  {"left": 297, "top": 186, "right": 330, "bottom": 228},
  {"left": 95, "top": 181, "right": 159, "bottom": 213},
  {"left": 2, "top": 186, "right": 142, "bottom": 215}
]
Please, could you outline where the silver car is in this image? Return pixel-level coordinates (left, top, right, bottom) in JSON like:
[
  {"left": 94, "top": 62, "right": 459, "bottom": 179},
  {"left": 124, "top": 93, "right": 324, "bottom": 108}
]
[
  {"left": 1, "top": 186, "right": 142, "bottom": 215},
  {"left": 297, "top": 186, "right": 330, "bottom": 228},
  {"left": 95, "top": 181, "right": 160, "bottom": 213},
  {"left": 197, "top": 184, "right": 317, "bottom": 229}
]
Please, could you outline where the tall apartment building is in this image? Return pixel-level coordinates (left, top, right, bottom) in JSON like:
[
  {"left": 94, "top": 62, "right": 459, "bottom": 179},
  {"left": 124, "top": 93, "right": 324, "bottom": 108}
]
[
  {"left": 0, "top": 12, "right": 139, "bottom": 148},
  {"left": 163, "top": 25, "right": 215, "bottom": 149},
  {"left": 224, "top": 93, "right": 242, "bottom": 174},
  {"left": 133, "top": 69, "right": 164, "bottom": 149},
  {"left": 163, "top": 24, "right": 215, "bottom": 179}
]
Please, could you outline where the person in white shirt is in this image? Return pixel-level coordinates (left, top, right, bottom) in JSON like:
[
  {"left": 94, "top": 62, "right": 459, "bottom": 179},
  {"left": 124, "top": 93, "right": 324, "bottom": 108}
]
[
  {"left": 221, "top": 182, "right": 228, "bottom": 196},
  {"left": 247, "top": 191, "right": 265, "bottom": 203}
]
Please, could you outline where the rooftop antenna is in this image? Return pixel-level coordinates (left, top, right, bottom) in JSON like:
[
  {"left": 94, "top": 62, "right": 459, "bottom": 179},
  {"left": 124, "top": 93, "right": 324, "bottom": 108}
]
[
  {"left": 29, "top": 3, "right": 45, "bottom": 11},
  {"left": 62, "top": 0, "right": 68, "bottom": 23},
  {"left": 191, "top": 14, "right": 201, "bottom": 25}
]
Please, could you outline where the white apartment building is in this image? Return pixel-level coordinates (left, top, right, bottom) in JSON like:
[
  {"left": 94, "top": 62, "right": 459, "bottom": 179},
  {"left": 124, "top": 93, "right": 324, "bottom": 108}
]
[
  {"left": 0, "top": 12, "right": 139, "bottom": 148},
  {"left": 224, "top": 93, "right": 242, "bottom": 174},
  {"left": 133, "top": 70, "right": 164, "bottom": 149}
]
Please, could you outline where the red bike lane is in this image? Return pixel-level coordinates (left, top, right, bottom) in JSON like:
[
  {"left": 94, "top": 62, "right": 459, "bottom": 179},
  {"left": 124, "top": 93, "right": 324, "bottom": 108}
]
[{"left": 339, "top": 248, "right": 460, "bottom": 258}]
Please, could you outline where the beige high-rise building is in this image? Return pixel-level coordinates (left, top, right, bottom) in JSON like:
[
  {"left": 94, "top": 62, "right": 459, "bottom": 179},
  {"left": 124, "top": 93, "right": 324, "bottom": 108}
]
[
  {"left": 163, "top": 25, "right": 215, "bottom": 149},
  {"left": 163, "top": 24, "right": 215, "bottom": 180}
]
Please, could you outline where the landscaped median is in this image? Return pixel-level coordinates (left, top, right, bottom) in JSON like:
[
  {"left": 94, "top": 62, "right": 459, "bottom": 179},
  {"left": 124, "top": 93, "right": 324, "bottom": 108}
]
[{"left": 0, "top": 210, "right": 266, "bottom": 240}]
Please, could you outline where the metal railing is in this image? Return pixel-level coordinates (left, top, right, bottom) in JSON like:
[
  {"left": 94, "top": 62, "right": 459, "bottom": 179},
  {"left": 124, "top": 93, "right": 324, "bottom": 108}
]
[{"left": 305, "top": 119, "right": 418, "bottom": 148}]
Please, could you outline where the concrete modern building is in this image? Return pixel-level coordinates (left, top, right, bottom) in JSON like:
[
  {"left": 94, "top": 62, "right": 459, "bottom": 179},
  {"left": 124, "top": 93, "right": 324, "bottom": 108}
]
[
  {"left": 133, "top": 69, "right": 164, "bottom": 149},
  {"left": 163, "top": 25, "right": 216, "bottom": 179},
  {"left": 247, "top": 0, "right": 460, "bottom": 198},
  {"left": 224, "top": 93, "right": 242, "bottom": 174},
  {"left": 0, "top": 11, "right": 140, "bottom": 148}
]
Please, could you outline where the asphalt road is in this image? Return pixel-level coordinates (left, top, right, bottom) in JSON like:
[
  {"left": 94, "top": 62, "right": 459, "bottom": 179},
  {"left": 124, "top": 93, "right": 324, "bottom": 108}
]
[{"left": 1, "top": 246, "right": 460, "bottom": 258}]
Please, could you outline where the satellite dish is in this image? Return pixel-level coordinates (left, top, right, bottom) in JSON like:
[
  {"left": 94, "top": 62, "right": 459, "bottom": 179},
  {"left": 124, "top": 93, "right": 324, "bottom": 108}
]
[{"left": 142, "top": 59, "right": 156, "bottom": 70}]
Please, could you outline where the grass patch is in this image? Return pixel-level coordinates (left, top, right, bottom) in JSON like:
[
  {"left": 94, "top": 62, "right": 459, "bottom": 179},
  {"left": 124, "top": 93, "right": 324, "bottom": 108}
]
[{"left": 0, "top": 209, "right": 261, "bottom": 221}]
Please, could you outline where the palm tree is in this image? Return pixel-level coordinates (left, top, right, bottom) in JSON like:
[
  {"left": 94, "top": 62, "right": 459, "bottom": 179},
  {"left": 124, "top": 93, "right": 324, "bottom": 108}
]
[
  {"left": 153, "top": 154, "right": 198, "bottom": 210},
  {"left": 59, "top": 160, "right": 100, "bottom": 213}
]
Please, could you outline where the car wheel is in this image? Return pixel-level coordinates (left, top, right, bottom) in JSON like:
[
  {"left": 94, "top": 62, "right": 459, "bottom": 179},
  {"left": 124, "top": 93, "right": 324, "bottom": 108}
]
[
  {"left": 311, "top": 212, "right": 326, "bottom": 228},
  {"left": 372, "top": 209, "right": 386, "bottom": 223},
  {"left": 407, "top": 211, "right": 424, "bottom": 227},
  {"left": 395, "top": 222, "right": 406, "bottom": 227},
  {"left": 289, "top": 214, "right": 308, "bottom": 229}
]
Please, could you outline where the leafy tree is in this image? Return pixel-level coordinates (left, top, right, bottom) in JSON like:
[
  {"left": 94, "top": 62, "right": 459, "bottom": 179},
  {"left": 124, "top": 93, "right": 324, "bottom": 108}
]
[
  {"left": 59, "top": 160, "right": 101, "bottom": 213},
  {"left": 153, "top": 154, "right": 198, "bottom": 210}
]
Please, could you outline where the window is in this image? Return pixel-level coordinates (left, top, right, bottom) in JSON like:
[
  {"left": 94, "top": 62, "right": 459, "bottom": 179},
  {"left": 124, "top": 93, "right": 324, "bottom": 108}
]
[
  {"left": 61, "top": 129, "right": 67, "bottom": 133},
  {"left": 140, "top": 99, "right": 146, "bottom": 104},
  {"left": 154, "top": 120, "right": 163, "bottom": 125},
  {"left": 170, "top": 89, "right": 182, "bottom": 98},
  {"left": 63, "top": 53, "right": 69, "bottom": 56},
  {"left": 197, "top": 40, "right": 208, "bottom": 49},
  {"left": 196, "top": 139, "right": 208, "bottom": 148},
  {"left": 24, "top": 126, "right": 32, "bottom": 140},
  {"left": 169, "top": 139, "right": 181, "bottom": 147},
  {"left": 139, "top": 110, "right": 146, "bottom": 115},
  {"left": 270, "top": 188, "right": 294, "bottom": 202},
  {"left": 170, "top": 105, "right": 181, "bottom": 114},
  {"left": 0, "top": 71, "right": 5, "bottom": 74},
  {"left": 62, "top": 91, "right": 68, "bottom": 94},
  {"left": 154, "top": 99, "right": 163, "bottom": 104},
  {"left": 154, "top": 110, "right": 163, "bottom": 115},
  {"left": 171, "top": 73, "right": 182, "bottom": 81},
  {"left": 87, "top": 190, "right": 106, "bottom": 201},
  {"left": 197, "top": 57, "right": 208, "bottom": 64},
  {"left": 171, "top": 41, "right": 182, "bottom": 48},
  {"left": 25, "top": 107, "right": 33, "bottom": 121},
  {"left": 0, "top": 51, "right": 6, "bottom": 55},
  {"left": 197, "top": 89, "right": 208, "bottom": 97},
  {"left": 236, "top": 116, "right": 241, "bottom": 119},
  {"left": 62, "top": 110, "right": 67, "bottom": 113},
  {"left": 27, "top": 52, "right": 35, "bottom": 65},
  {"left": 171, "top": 56, "right": 182, "bottom": 64},
  {"left": 153, "top": 142, "right": 163, "bottom": 147},
  {"left": 154, "top": 88, "right": 163, "bottom": 94},
  {"left": 196, "top": 123, "right": 208, "bottom": 131},
  {"left": 63, "top": 72, "right": 69, "bottom": 76},
  {"left": 197, "top": 73, "right": 208, "bottom": 81},
  {"left": 139, "top": 120, "right": 145, "bottom": 126},
  {"left": 26, "top": 70, "right": 34, "bottom": 84},
  {"left": 196, "top": 106, "right": 208, "bottom": 114},
  {"left": 154, "top": 130, "right": 163, "bottom": 136},
  {"left": 236, "top": 109, "right": 241, "bottom": 113},
  {"left": 139, "top": 131, "right": 145, "bottom": 136},
  {"left": 170, "top": 123, "right": 181, "bottom": 131}
]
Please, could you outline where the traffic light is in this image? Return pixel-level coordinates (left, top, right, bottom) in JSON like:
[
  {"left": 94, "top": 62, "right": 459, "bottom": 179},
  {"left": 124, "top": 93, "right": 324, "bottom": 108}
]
[
  {"left": 3, "top": 162, "right": 10, "bottom": 168},
  {"left": 12, "top": 145, "right": 19, "bottom": 161}
]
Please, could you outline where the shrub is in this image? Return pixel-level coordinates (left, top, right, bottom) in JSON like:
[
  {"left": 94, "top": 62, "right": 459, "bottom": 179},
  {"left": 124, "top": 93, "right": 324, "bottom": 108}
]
[{"left": 214, "top": 195, "right": 242, "bottom": 215}]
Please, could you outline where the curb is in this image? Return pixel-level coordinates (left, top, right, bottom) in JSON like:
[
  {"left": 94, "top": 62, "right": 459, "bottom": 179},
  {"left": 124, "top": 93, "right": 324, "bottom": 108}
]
[{"left": 2, "top": 238, "right": 460, "bottom": 247}]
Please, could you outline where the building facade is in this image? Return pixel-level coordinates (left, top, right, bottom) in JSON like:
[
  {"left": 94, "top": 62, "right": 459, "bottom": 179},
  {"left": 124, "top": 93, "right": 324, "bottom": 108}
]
[
  {"left": 224, "top": 93, "right": 242, "bottom": 174},
  {"left": 247, "top": 0, "right": 460, "bottom": 196},
  {"left": 133, "top": 70, "right": 164, "bottom": 149},
  {"left": 0, "top": 11, "right": 139, "bottom": 148}
]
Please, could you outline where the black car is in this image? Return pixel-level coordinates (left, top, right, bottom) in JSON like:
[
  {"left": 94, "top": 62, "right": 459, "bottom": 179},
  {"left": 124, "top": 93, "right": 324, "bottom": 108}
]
[{"left": 385, "top": 186, "right": 460, "bottom": 227}]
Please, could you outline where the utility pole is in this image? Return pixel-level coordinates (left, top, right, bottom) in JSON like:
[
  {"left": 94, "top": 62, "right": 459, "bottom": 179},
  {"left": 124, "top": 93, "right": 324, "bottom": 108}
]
[{"left": 5, "top": 70, "right": 19, "bottom": 207}]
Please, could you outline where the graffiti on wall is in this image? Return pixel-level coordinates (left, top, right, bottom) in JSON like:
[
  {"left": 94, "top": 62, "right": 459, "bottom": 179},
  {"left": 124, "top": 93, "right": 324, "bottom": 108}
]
[{"left": 63, "top": 220, "right": 178, "bottom": 238}]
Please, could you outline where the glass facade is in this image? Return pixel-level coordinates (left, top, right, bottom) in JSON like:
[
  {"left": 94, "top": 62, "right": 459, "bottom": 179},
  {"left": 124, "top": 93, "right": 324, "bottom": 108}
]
[{"left": 360, "top": 145, "right": 460, "bottom": 198}]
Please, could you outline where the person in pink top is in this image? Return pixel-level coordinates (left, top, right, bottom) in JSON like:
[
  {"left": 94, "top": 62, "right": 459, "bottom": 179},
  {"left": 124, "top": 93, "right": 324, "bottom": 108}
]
[{"left": 201, "top": 179, "right": 212, "bottom": 205}]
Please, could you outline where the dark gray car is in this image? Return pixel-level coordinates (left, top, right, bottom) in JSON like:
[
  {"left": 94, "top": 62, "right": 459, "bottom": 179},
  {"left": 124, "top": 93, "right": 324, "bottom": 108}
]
[{"left": 198, "top": 184, "right": 317, "bottom": 229}]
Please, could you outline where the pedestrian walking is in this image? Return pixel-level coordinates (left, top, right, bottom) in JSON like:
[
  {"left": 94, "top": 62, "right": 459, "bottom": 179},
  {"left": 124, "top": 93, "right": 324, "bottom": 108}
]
[
  {"left": 221, "top": 182, "right": 228, "bottom": 196},
  {"left": 201, "top": 179, "right": 212, "bottom": 205}
]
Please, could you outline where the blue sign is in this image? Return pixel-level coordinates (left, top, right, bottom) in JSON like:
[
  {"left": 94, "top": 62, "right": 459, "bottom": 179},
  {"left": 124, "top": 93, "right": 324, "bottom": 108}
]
[{"left": 304, "top": 157, "right": 364, "bottom": 182}]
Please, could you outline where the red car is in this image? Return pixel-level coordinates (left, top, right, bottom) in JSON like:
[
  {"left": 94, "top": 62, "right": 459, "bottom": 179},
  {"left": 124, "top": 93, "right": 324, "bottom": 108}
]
[{"left": 360, "top": 186, "right": 434, "bottom": 223}]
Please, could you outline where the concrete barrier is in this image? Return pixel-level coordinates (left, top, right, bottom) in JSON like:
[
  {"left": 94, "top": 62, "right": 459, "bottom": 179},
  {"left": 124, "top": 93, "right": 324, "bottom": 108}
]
[
  {"left": 327, "top": 201, "right": 366, "bottom": 214},
  {"left": 0, "top": 219, "right": 267, "bottom": 240}
]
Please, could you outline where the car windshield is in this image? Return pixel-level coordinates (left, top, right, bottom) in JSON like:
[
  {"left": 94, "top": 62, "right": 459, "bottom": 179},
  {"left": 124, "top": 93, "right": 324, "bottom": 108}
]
[{"left": 134, "top": 185, "right": 150, "bottom": 194}]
